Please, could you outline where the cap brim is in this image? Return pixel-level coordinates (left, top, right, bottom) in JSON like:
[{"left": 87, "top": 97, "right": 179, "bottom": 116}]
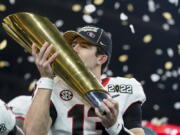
[
  {"left": 63, "top": 30, "right": 98, "bottom": 46},
  {"left": 63, "top": 31, "right": 82, "bottom": 46}
]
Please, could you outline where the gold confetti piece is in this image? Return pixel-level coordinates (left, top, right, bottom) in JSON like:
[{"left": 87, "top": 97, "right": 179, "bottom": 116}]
[
  {"left": 124, "top": 74, "right": 133, "bottom": 78},
  {"left": 164, "top": 61, "right": 173, "bottom": 70},
  {"left": 118, "top": 55, "right": 128, "bottom": 62},
  {"left": 143, "top": 34, "right": 152, "bottom": 44},
  {"left": 0, "top": 61, "right": 9, "bottom": 68},
  {"left": 121, "top": 21, "right": 128, "bottom": 26},
  {"left": 28, "top": 80, "right": 37, "bottom": 91},
  {"left": 93, "top": 0, "right": 104, "bottom": 5},
  {"left": 72, "top": 4, "right": 82, "bottom": 12},
  {"left": 127, "top": 3, "right": 134, "bottom": 12},
  {"left": 0, "top": 39, "right": 7, "bottom": 50},
  {"left": 0, "top": 4, "right": 6, "bottom": 12},
  {"left": 177, "top": 44, "right": 180, "bottom": 55},
  {"left": 162, "top": 12, "right": 172, "bottom": 20}
]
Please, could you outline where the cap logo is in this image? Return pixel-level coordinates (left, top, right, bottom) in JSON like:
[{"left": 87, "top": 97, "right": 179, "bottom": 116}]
[
  {"left": 100, "top": 41, "right": 106, "bottom": 46},
  {"left": 87, "top": 32, "right": 96, "bottom": 38},
  {"left": 79, "top": 27, "right": 98, "bottom": 32}
]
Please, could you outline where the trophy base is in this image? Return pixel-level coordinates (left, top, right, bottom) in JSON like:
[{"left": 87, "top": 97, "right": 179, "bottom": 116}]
[{"left": 86, "top": 91, "right": 110, "bottom": 114}]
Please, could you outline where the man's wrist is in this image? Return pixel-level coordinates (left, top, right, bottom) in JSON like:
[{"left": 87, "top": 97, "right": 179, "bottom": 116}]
[
  {"left": 36, "top": 77, "right": 54, "bottom": 90},
  {"left": 105, "top": 121, "right": 122, "bottom": 135}
]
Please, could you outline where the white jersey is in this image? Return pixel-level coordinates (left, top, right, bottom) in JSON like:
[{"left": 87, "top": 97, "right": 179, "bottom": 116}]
[
  {"left": 8, "top": 95, "right": 32, "bottom": 119},
  {"left": 0, "top": 99, "right": 16, "bottom": 135},
  {"left": 7, "top": 96, "right": 53, "bottom": 135},
  {"left": 51, "top": 76, "right": 146, "bottom": 135}
]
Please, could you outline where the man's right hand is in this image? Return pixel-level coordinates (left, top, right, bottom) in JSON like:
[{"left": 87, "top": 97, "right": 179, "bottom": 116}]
[{"left": 32, "top": 42, "right": 59, "bottom": 78}]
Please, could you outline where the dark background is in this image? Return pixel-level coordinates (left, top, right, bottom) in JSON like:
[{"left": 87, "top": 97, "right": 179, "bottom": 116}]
[{"left": 0, "top": 0, "right": 179, "bottom": 125}]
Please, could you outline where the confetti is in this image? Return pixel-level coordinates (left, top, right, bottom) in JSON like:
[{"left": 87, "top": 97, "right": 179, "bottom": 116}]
[
  {"left": 148, "top": 0, "right": 156, "bottom": 12},
  {"left": 153, "top": 104, "right": 160, "bottom": 111},
  {"left": 167, "top": 48, "right": 174, "bottom": 58},
  {"left": 172, "top": 83, "right": 178, "bottom": 91},
  {"left": 82, "top": 14, "right": 94, "bottom": 23},
  {"left": 0, "top": 40, "right": 7, "bottom": 50},
  {"left": 122, "top": 44, "right": 131, "bottom": 50},
  {"left": 143, "top": 34, "right": 152, "bottom": 44},
  {"left": 114, "top": 2, "right": 120, "bottom": 10},
  {"left": 127, "top": 3, "right": 134, "bottom": 12},
  {"left": 155, "top": 48, "right": 163, "bottom": 55},
  {"left": 93, "top": 0, "right": 104, "bottom": 5},
  {"left": 118, "top": 54, "right": 128, "bottom": 62},
  {"left": 55, "top": 20, "right": 64, "bottom": 28},
  {"left": 162, "top": 12, "right": 173, "bottom": 20},
  {"left": 17, "top": 57, "right": 23, "bottom": 63},
  {"left": 122, "top": 65, "right": 128, "bottom": 72},
  {"left": 168, "top": 0, "right": 179, "bottom": 6},
  {"left": 97, "top": 9, "right": 103, "bottom": 16},
  {"left": 174, "top": 102, "right": 180, "bottom": 110},
  {"left": 9, "top": 0, "right": 16, "bottom": 5},
  {"left": 124, "top": 74, "right": 133, "bottom": 78},
  {"left": 28, "top": 80, "right": 37, "bottom": 91},
  {"left": 0, "top": 61, "right": 10, "bottom": 68},
  {"left": 84, "top": 4, "right": 96, "bottom": 14},
  {"left": 72, "top": 4, "right": 82, "bottom": 12},
  {"left": 129, "top": 24, "right": 135, "bottom": 34},
  {"left": 151, "top": 73, "right": 160, "bottom": 82},
  {"left": 142, "top": 14, "right": 150, "bottom": 22},
  {"left": 27, "top": 56, "right": 34, "bottom": 63},
  {"left": 120, "top": 13, "right": 128, "bottom": 21},
  {"left": 0, "top": 4, "right": 6, "bottom": 12},
  {"left": 162, "top": 23, "right": 170, "bottom": 31},
  {"left": 164, "top": 61, "right": 173, "bottom": 70},
  {"left": 24, "top": 73, "right": 31, "bottom": 80}
]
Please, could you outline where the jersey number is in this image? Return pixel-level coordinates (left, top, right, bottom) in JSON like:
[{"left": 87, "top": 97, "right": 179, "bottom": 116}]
[{"left": 68, "top": 104, "right": 108, "bottom": 135}]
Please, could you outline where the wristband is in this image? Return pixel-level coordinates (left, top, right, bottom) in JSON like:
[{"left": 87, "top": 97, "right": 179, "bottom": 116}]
[
  {"left": 105, "top": 121, "right": 122, "bottom": 135},
  {"left": 36, "top": 77, "right": 53, "bottom": 90}
]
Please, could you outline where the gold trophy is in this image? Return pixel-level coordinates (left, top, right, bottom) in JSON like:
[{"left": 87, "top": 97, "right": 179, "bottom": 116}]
[{"left": 2, "top": 12, "right": 110, "bottom": 113}]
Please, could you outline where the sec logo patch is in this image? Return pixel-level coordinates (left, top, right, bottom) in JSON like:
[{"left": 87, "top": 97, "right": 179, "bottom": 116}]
[{"left": 60, "top": 90, "right": 73, "bottom": 101}]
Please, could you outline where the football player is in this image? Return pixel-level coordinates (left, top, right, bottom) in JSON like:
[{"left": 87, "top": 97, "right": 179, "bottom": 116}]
[{"left": 24, "top": 26, "right": 146, "bottom": 135}]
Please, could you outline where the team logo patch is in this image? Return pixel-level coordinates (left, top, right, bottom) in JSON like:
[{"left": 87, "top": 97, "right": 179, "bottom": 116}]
[
  {"left": 60, "top": 90, "right": 73, "bottom": 101},
  {"left": 87, "top": 32, "right": 96, "bottom": 38},
  {"left": 0, "top": 123, "right": 7, "bottom": 134}
]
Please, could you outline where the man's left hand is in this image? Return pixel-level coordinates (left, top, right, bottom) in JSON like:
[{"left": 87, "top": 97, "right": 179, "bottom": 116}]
[{"left": 95, "top": 98, "right": 119, "bottom": 128}]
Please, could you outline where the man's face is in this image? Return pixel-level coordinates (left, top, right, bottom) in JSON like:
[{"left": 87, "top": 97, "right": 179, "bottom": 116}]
[{"left": 71, "top": 37, "right": 99, "bottom": 70}]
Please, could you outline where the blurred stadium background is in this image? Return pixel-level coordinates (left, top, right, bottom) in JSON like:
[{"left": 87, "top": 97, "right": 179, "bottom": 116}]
[{"left": 0, "top": 0, "right": 180, "bottom": 134}]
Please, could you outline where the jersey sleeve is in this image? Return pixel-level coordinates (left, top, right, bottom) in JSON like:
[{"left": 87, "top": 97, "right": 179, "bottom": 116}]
[
  {"left": 123, "top": 102, "right": 142, "bottom": 129},
  {"left": 122, "top": 78, "right": 146, "bottom": 114}
]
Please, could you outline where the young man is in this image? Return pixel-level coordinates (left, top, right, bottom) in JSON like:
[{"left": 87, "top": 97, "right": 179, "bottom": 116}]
[{"left": 24, "top": 26, "right": 146, "bottom": 135}]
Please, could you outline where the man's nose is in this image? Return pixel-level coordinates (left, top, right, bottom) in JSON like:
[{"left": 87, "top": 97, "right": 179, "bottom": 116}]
[{"left": 72, "top": 44, "right": 79, "bottom": 52}]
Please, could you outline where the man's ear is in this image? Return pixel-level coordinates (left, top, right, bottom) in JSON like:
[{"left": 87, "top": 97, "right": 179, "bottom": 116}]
[{"left": 97, "top": 55, "right": 108, "bottom": 65}]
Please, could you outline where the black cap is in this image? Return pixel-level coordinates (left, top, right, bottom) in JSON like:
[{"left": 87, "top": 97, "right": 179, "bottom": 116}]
[{"left": 63, "top": 25, "right": 112, "bottom": 59}]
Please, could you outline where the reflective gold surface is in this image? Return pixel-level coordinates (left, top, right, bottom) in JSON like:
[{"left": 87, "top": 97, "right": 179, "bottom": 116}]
[{"left": 2, "top": 12, "right": 108, "bottom": 103}]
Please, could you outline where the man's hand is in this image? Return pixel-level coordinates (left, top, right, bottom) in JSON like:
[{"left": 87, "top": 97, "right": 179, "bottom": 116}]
[
  {"left": 95, "top": 98, "right": 119, "bottom": 128},
  {"left": 32, "top": 42, "right": 59, "bottom": 78}
]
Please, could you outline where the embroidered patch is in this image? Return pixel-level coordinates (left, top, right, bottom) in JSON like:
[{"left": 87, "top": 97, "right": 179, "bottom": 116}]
[
  {"left": 87, "top": 32, "right": 96, "bottom": 38},
  {"left": 60, "top": 90, "right": 73, "bottom": 101}
]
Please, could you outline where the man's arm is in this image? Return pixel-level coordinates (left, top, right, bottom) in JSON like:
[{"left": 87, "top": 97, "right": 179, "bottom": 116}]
[
  {"left": 23, "top": 89, "right": 52, "bottom": 135},
  {"left": 123, "top": 102, "right": 145, "bottom": 135},
  {"left": 23, "top": 42, "right": 58, "bottom": 135}
]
